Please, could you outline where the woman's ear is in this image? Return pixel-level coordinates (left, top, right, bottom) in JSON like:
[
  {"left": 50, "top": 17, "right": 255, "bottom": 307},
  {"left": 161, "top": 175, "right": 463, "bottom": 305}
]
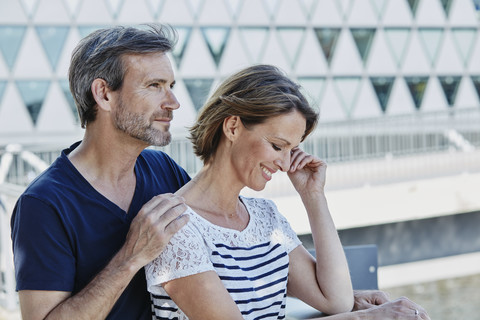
[
  {"left": 223, "top": 115, "right": 241, "bottom": 142},
  {"left": 91, "top": 78, "right": 113, "bottom": 112}
]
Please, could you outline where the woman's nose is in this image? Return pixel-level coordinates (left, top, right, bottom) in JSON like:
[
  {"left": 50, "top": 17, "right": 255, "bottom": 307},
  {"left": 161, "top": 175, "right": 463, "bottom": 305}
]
[{"left": 274, "top": 153, "right": 291, "bottom": 172}]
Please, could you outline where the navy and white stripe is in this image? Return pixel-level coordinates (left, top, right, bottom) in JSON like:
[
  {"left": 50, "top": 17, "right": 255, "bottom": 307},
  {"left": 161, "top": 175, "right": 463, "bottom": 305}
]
[{"left": 146, "top": 196, "right": 301, "bottom": 320}]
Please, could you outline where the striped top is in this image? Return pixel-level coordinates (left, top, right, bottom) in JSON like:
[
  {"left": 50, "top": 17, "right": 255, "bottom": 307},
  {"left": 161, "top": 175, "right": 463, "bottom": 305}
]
[{"left": 145, "top": 196, "right": 301, "bottom": 320}]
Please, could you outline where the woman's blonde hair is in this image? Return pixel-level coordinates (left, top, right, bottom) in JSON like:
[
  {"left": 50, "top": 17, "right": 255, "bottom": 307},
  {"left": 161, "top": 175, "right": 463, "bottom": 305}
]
[{"left": 189, "top": 64, "right": 318, "bottom": 164}]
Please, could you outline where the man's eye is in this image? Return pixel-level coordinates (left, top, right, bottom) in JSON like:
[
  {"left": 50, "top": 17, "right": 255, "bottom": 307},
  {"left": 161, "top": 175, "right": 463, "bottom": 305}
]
[{"left": 149, "top": 83, "right": 159, "bottom": 88}]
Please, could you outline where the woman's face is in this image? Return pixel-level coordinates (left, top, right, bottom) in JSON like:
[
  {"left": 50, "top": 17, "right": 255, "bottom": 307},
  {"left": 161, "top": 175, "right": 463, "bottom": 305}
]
[{"left": 230, "top": 110, "right": 307, "bottom": 191}]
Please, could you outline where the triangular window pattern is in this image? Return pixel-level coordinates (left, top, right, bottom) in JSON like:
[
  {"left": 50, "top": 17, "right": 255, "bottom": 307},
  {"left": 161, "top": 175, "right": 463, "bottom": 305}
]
[
  {"left": 314, "top": 28, "right": 341, "bottom": 65},
  {"left": 333, "top": 77, "right": 362, "bottom": 116},
  {"left": 0, "top": 81, "right": 6, "bottom": 103},
  {"left": 277, "top": 27, "right": 306, "bottom": 68},
  {"left": 299, "top": 0, "right": 318, "bottom": 19},
  {"left": 405, "top": 76, "right": 429, "bottom": 110},
  {"left": 104, "top": 0, "right": 125, "bottom": 19},
  {"left": 471, "top": 76, "right": 480, "bottom": 101},
  {"left": 451, "top": 28, "right": 477, "bottom": 67},
  {"left": 201, "top": 27, "right": 230, "bottom": 67},
  {"left": 0, "top": 26, "right": 27, "bottom": 70},
  {"left": 172, "top": 27, "right": 192, "bottom": 68},
  {"left": 384, "top": 28, "right": 410, "bottom": 67},
  {"left": 184, "top": 78, "right": 213, "bottom": 111},
  {"left": 185, "top": 0, "right": 205, "bottom": 19},
  {"left": 351, "top": 28, "right": 376, "bottom": 64},
  {"left": 36, "top": 26, "right": 70, "bottom": 70},
  {"left": 63, "top": 0, "right": 82, "bottom": 18},
  {"left": 440, "top": 0, "right": 453, "bottom": 17},
  {"left": 16, "top": 80, "right": 50, "bottom": 125},
  {"left": 370, "top": 77, "right": 395, "bottom": 113},
  {"left": 262, "top": 0, "right": 281, "bottom": 19},
  {"left": 370, "top": 0, "right": 388, "bottom": 19},
  {"left": 406, "top": 0, "right": 420, "bottom": 17},
  {"left": 297, "top": 77, "right": 326, "bottom": 108},
  {"left": 59, "top": 80, "right": 79, "bottom": 123},
  {"left": 224, "top": 0, "right": 243, "bottom": 19},
  {"left": 20, "top": 0, "right": 40, "bottom": 18},
  {"left": 145, "top": 0, "right": 166, "bottom": 19},
  {"left": 78, "top": 26, "right": 109, "bottom": 38},
  {"left": 239, "top": 27, "right": 269, "bottom": 63},
  {"left": 438, "top": 76, "right": 461, "bottom": 107},
  {"left": 418, "top": 28, "right": 444, "bottom": 67}
]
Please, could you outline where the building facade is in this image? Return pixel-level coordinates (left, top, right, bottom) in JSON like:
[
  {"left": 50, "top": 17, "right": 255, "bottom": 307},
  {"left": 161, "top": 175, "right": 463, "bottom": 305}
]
[{"left": 0, "top": 0, "right": 480, "bottom": 146}]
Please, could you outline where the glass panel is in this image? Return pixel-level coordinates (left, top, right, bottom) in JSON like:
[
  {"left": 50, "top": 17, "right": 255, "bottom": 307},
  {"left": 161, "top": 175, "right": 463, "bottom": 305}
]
[
  {"left": 63, "top": 0, "right": 82, "bottom": 18},
  {"left": 314, "top": 28, "right": 341, "bottom": 65},
  {"left": 104, "top": 0, "right": 124, "bottom": 18},
  {"left": 277, "top": 27, "right": 306, "bottom": 67},
  {"left": 186, "top": 0, "right": 205, "bottom": 18},
  {"left": 471, "top": 76, "right": 480, "bottom": 100},
  {"left": 36, "top": 26, "right": 70, "bottom": 70},
  {"left": 440, "top": 0, "right": 453, "bottom": 16},
  {"left": 172, "top": 26, "right": 192, "bottom": 68},
  {"left": 297, "top": 77, "right": 326, "bottom": 108},
  {"left": 20, "top": 0, "right": 40, "bottom": 18},
  {"left": 370, "top": 77, "right": 395, "bottom": 113},
  {"left": 451, "top": 28, "right": 477, "bottom": 67},
  {"left": 16, "top": 80, "right": 50, "bottom": 125},
  {"left": 184, "top": 78, "right": 213, "bottom": 111},
  {"left": 224, "top": 0, "right": 243, "bottom": 19},
  {"left": 59, "top": 80, "right": 79, "bottom": 123},
  {"left": 78, "top": 26, "right": 109, "bottom": 38},
  {"left": 405, "top": 76, "right": 429, "bottom": 110},
  {"left": 438, "top": 76, "right": 461, "bottom": 106},
  {"left": 418, "top": 28, "right": 444, "bottom": 66},
  {"left": 406, "top": 0, "right": 420, "bottom": 16},
  {"left": 201, "top": 27, "right": 230, "bottom": 67},
  {"left": 145, "top": 0, "right": 166, "bottom": 18},
  {"left": 384, "top": 28, "right": 411, "bottom": 67},
  {"left": 262, "top": 0, "right": 281, "bottom": 19},
  {"left": 351, "top": 28, "right": 376, "bottom": 63},
  {"left": 0, "top": 81, "right": 6, "bottom": 102},
  {"left": 333, "top": 77, "right": 362, "bottom": 116},
  {"left": 238, "top": 27, "right": 269, "bottom": 63},
  {"left": 0, "top": 26, "right": 27, "bottom": 70},
  {"left": 370, "top": 0, "right": 388, "bottom": 18},
  {"left": 299, "top": 0, "right": 318, "bottom": 19}
]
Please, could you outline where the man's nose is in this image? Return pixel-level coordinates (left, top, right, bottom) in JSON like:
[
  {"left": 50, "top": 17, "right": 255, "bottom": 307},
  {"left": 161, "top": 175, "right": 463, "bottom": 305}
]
[{"left": 162, "top": 89, "right": 180, "bottom": 110}]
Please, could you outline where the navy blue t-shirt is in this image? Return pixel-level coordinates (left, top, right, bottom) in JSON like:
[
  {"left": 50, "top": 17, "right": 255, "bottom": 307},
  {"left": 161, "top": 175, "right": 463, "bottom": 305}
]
[{"left": 11, "top": 142, "right": 190, "bottom": 319}]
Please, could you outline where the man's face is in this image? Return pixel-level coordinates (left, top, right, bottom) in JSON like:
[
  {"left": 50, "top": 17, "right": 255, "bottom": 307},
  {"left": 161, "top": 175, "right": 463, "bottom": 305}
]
[{"left": 113, "top": 52, "right": 180, "bottom": 147}]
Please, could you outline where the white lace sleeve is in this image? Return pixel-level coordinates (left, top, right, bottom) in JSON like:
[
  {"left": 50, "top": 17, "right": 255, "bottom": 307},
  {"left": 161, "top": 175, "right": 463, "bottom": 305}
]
[
  {"left": 265, "top": 199, "right": 302, "bottom": 253},
  {"left": 145, "top": 211, "right": 214, "bottom": 294}
]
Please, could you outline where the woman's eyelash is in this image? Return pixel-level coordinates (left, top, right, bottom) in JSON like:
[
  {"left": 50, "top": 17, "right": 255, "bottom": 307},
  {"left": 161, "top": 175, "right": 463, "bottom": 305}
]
[{"left": 271, "top": 143, "right": 281, "bottom": 151}]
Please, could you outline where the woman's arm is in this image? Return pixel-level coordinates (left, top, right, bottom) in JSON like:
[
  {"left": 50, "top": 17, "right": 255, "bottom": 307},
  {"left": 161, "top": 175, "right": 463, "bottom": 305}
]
[
  {"left": 286, "top": 149, "right": 353, "bottom": 315},
  {"left": 163, "top": 271, "right": 244, "bottom": 320}
]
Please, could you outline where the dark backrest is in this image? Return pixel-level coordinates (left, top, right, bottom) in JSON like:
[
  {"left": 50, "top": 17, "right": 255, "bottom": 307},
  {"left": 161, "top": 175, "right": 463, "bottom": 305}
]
[{"left": 309, "top": 244, "right": 378, "bottom": 290}]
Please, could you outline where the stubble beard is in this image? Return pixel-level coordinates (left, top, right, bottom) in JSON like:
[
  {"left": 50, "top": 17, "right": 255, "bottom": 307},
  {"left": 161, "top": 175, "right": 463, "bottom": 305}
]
[{"left": 114, "top": 100, "right": 172, "bottom": 147}]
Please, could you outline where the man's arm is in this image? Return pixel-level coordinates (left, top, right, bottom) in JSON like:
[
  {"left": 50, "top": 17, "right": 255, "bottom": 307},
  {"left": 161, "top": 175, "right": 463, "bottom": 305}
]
[{"left": 18, "top": 194, "right": 188, "bottom": 320}]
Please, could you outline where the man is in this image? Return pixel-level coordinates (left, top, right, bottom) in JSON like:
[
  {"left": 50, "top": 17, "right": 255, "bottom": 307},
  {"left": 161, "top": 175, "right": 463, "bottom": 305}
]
[
  {"left": 11, "top": 24, "right": 429, "bottom": 320},
  {"left": 11, "top": 25, "right": 190, "bottom": 319}
]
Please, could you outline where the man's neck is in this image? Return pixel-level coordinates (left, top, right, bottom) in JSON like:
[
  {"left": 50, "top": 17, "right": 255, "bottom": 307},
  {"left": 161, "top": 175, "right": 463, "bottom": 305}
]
[{"left": 68, "top": 130, "right": 146, "bottom": 212}]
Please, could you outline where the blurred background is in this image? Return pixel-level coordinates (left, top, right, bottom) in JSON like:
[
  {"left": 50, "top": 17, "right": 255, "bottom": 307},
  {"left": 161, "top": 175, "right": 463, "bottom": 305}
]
[{"left": 0, "top": 0, "right": 479, "bottom": 319}]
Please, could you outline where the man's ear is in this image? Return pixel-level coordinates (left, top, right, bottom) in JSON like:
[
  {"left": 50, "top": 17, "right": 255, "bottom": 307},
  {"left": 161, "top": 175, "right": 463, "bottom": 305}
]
[
  {"left": 223, "top": 115, "right": 241, "bottom": 142},
  {"left": 91, "top": 78, "right": 113, "bottom": 112}
]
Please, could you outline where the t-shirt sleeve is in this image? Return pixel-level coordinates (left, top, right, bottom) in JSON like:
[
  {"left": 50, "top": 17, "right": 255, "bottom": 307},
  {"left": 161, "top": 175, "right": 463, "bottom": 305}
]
[
  {"left": 11, "top": 195, "right": 76, "bottom": 291},
  {"left": 265, "top": 199, "right": 302, "bottom": 254},
  {"left": 145, "top": 211, "right": 214, "bottom": 294}
]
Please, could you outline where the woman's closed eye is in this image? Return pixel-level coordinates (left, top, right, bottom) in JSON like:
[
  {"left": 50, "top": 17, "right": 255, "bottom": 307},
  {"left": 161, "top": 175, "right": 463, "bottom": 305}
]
[{"left": 271, "top": 143, "right": 281, "bottom": 151}]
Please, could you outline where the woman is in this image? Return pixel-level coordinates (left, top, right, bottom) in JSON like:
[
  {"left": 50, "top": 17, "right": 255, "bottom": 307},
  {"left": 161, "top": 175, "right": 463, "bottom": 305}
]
[{"left": 145, "top": 65, "right": 429, "bottom": 320}]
